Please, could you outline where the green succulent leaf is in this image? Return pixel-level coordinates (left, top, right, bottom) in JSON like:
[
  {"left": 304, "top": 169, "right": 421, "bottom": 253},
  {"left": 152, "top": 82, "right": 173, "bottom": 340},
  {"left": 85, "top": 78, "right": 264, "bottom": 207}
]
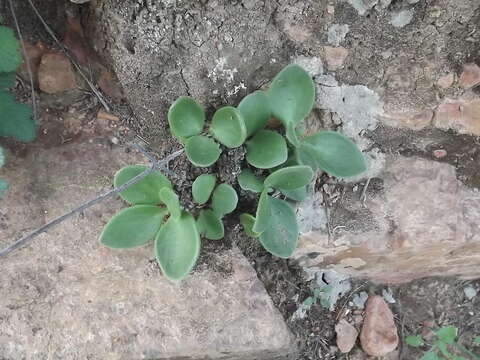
[
  {"left": 473, "top": 336, "right": 480, "bottom": 345},
  {"left": 0, "top": 179, "right": 8, "bottom": 198},
  {"left": 185, "top": 135, "right": 221, "bottom": 167},
  {"left": 405, "top": 335, "right": 424, "bottom": 348},
  {"left": 100, "top": 205, "right": 167, "bottom": 249},
  {"left": 435, "top": 326, "right": 457, "bottom": 345},
  {"left": 237, "top": 90, "right": 271, "bottom": 137},
  {"left": 280, "top": 186, "right": 307, "bottom": 202},
  {"left": 0, "top": 26, "right": 22, "bottom": 73},
  {"left": 240, "top": 213, "right": 260, "bottom": 238},
  {"left": 0, "top": 91, "right": 35, "bottom": 142},
  {"left": 295, "top": 143, "right": 319, "bottom": 171},
  {"left": 159, "top": 187, "right": 181, "bottom": 219},
  {"left": 268, "top": 64, "right": 315, "bottom": 126},
  {"left": 155, "top": 211, "right": 200, "bottom": 282},
  {"left": 237, "top": 169, "right": 264, "bottom": 193},
  {"left": 210, "top": 106, "right": 247, "bottom": 148},
  {"left": 302, "top": 131, "right": 366, "bottom": 178},
  {"left": 114, "top": 165, "right": 172, "bottom": 205},
  {"left": 0, "top": 146, "right": 5, "bottom": 167},
  {"left": 258, "top": 197, "right": 298, "bottom": 258},
  {"left": 211, "top": 183, "right": 238, "bottom": 216},
  {"left": 246, "top": 130, "right": 288, "bottom": 169},
  {"left": 168, "top": 96, "right": 205, "bottom": 140},
  {"left": 285, "top": 122, "right": 300, "bottom": 147},
  {"left": 253, "top": 189, "right": 271, "bottom": 233},
  {"left": 0, "top": 72, "right": 16, "bottom": 90},
  {"left": 197, "top": 209, "right": 224, "bottom": 240},
  {"left": 264, "top": 165, "right": 314, "bottom": 190},
  {"left": 192, "top": 174, "right": 216, "bottom": 205}
]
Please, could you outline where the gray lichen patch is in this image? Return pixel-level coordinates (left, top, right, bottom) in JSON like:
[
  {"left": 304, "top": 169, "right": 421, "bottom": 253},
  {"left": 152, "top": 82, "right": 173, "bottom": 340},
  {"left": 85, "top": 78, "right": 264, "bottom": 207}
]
[
  {"left": 327, "top": 24, "right": 350, "bottom": 46},
  {"left": 390, "top": 9, "right": 415, "bottom": 28}
]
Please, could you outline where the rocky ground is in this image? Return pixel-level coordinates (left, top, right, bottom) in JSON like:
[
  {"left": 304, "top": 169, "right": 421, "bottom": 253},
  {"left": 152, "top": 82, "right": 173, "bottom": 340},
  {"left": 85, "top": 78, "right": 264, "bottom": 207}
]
[{"left": 1, "top": 0, "right": 480, "bottom": 359}]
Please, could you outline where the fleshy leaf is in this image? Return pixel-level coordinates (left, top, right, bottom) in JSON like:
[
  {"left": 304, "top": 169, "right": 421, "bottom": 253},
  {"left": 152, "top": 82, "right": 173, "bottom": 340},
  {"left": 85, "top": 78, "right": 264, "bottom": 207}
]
[
  {"left": 237, "top": 90, "right": 271, "bottom": 136},
  {"left": 0, "top": 72, "right": 16, "bottom": 90},
  {"left": 154, "top": 211, "right": 200, "bottom": 281},
  {"left": 192, "top": 174, "right": 216, "bottom": 204},
  {"left": 210, "top": 106, "right": 247, "bottom": 148},
  {"left": 0, "top": 26, "right": 22, "bottom": 73},
  {"left": 285, "top": 121, "right": 300, "bottom": 147},
  {"left": 246, "top": 130, "right": 288, "bottom": 169},
  {"left": 240, "top": 213, "right": 260, "bottom": 238},
  {"left": 302, "top": 131, "right": 366, "bottom": 177},
  {"left": 268, "top": 64, "right": 315, "bottom": 126},
  {"left": 0, "top": 91, "right": 35, "bottom": 142},
  {"left": 185, "top": 135, "right": 221, "bottom": 167},
  {"left": 435, "top": 326, "right": 457, "bottom": 345},
  {"left": 405, "top": 335, "right": 424, "bottom": 348},
  {"left": 295, "top": 143, "right": 319, "bottom": 171},
  {"left": 197, "top": 209, "right": 224, "bottom": 240},
  {"left": 280, "top": 186, "right": 307, "bottom": 202},
  {"left": 237, "top": 169, "right": 264, "bottom": 193},
  {"left": 168, "top": 96, "right": 205, "bottom": 140},
  {"left": 100, "top": 205, "right": 167, "bottom": 249},
  {"left": 253, "top": 189, "right": 271, "bottom": 233},
  {"left": 211, "top": 183, "right": 238, "bottom": 216},
  {"left": 264, "top": 165, "right": 314, "bottom": 190},
  {"left": 159, "top": 187, "right": 181, "bottom": 219},
  {"left": 114, "top": 165, "right": 172, "bottom": 205},
  {"left": 258, "top": 197, "right": 298, "bottom": 258}
]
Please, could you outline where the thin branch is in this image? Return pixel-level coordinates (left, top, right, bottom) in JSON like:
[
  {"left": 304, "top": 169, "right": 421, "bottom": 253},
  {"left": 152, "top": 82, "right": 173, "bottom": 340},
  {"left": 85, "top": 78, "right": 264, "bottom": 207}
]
[
  {"left": 0, "top": 147, "right": 183, "bottom": 258},
  {"left": 25, "top": 0, "right": 111, "bottom": 111},
  {"left": 7, "top": 0, "right": 37, "bottom": 122}
]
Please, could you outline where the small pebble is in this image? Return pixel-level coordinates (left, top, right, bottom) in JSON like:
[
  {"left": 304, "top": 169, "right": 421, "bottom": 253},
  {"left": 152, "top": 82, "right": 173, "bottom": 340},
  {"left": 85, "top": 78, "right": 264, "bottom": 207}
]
[
  {"left": 464, "top": 285, "right": 477, "bottom": 300},
  {"left": 110, "top": 137, "right": 119, "bottom": 145},
  {"left": 433, "top": 149, "right": 447, "bottom": 158}
]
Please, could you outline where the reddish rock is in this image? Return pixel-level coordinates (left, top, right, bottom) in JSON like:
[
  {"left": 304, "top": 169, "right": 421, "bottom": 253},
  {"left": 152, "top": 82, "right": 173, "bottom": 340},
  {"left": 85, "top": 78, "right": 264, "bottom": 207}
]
[
  {"left": 433, "top": 98, "right": 480, "bottom": 136},
  {"left": 433, "top": 149, "right": 447, "bottom": 158},
  {"left": 335, "top": 319, "right": 358, "bottom": 353},
  {"left": 459, "top": 63, "right": 480, "bottom": 88},
  {"left": 382, "top": 109, "right": 433, "bottom": 130},
  {"left": 360, "top": 296, "right": 398, "bottom": 356},
  {"left": 19, "top": 42, "right": 47, "bottom": 86},
  {"left": 38, "top": 52, "right": 77, "bottom": 93},
  {"left": 98, "top": 66, "right": 124, "bottom": 100},
  {"left": 324, "top": 46, "right": 349, "bottom": 71},
  {"left": 437, "top": 73, "right": 455, "bottom": 89}
]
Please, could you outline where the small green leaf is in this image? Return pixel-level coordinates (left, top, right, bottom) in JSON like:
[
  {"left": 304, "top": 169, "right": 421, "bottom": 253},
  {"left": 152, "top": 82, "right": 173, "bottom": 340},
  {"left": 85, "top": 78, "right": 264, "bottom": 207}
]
[
  {"left": 253, "top": 189, "right": 271, "bottom": 233},
  {"left": 210, "top": 106, "right": 247, "bottom": 148},
  {"left": 237, "top": 169, "right": 264, "bottom": 193},
  {"left": 0, "top": 72, "right": 16, "bottom": 90},
  {"left": 280, "top": 186, "right": 307, "bottom": 202},
  {"left": 420, "top": 351, "right": 439, "bottom": 360},
  {"left": 295, "top": 143, "right": 319, "bottom": 171},
  {"left": 0, "top": 26, "right": 22, "bottom": 73},
  {"left": 268, "top": 64, "right": 315, "bottom": 126},
  {"left": 264, "top": 165, "right": 314, "bottom": 190},
  {"left": 435, "top": 326, "right": 457, "bottom": 345},
  {"left": 285, "top": 122, "right": 300, "bottom": 146},
  {"left": 246, "top": 130, "right": 288, "bottom": 169},
  {"left": 405, "top": 335, "right": 424, "bottom": 348},
  {"left": 168, "top": 97, "right": 205, "bottom": 140},
  {"left": 114, "top": 165, "right": 172, "bottom": 205},
  {"left": 302, "top": 297, "right": 315, "bottom": 307},
  {"left": 237, "top": 90, "right": 271, "bottom": 136},
  {"left": 258, "top": 197, "right": 299, "bottom": 258},
  {"left": 0, "top": 91, "right": 35, "bottom": 142},
  {"left": 473, "top": 336, "right": 480, "bottom": 345},
  {"left": 211, "top": 183, "right": 238, "bottom": 216},
  {"left": 197, "top": 209, "right": 224, "bottom": 240},
  {"left": 302, "top": 131, "right": 366, "bottom": 178},
  {"left": 185, "top": 135, "right": 221, "bottom": 167},
  {"left": 240, "top": 213, "right": 260, "bottom": 238},
  {"left": 192, "top": 174, "right": 216, "bottom": 204},
  {"left": 155, "top": 211, "right": 200, "bottom": 281},
  {"left": 100, "top": 205, "right": 167, "bottom": 249},
  {"left": 0, "top": 178, "right": 8, "bottom": 198},
  {"left": 159, "top": 187, "right": 181, "bottom": 219}
]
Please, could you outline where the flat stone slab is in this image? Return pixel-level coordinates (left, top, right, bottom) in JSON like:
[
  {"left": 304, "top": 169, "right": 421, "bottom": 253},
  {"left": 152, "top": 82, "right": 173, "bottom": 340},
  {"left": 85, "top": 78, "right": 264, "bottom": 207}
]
[{"left": 0, "top": 142, "right": 293, "bottom": 359}]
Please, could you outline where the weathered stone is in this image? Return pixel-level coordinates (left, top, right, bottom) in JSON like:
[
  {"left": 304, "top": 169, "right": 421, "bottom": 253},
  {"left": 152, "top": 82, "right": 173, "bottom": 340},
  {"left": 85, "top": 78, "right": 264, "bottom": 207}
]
[
  {"left": 390, "top": 9, "right": 415, "bottom": 28},
  {"left": 335, "top": 319, "right": 358, "bottom": 353},
  {"left": 459, "top": 63, "right": 480, "bottom": 89},
  {"left": 437, "top": 73, "right": 455, "bottom": 89},
  {"left": 324, "top": 46, "right": 349, "bottom": 71},
  {"left": 327, "top": 24, "right": 350, "bottom": 46},
  {"left": 0, "top": 142, "right": 293, "bottom": 359},
  {"left": 433, "top": 98, "right": 480, "bottom": 136},
  {"left": 360, "top": 296, "right": 398, "bottom": 356},
  {"left": 381, "top": 109, "right": 433, "bottom": 130},
  {"left": 293, "top": 156, "right": 480, "bottom": 284},
  {"left": 19, "top": 41, "right": 47, "bottom": 86},
  {"left": 38, "top": 52, "right": 77, "bottom": 93}
]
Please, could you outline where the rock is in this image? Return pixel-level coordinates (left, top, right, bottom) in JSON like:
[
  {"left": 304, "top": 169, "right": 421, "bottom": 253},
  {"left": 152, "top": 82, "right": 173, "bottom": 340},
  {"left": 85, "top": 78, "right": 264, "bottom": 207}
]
[
  {"left": 360, "top": 296, "right": 398, "bottom": 356},
  {"left": 19, "top": 41, "right": 47, "bottom": 86},
  {"left": 98, "top": 66, "right": 124, "bottom": 100},
  {"left": 335, "top": 319, "right": 358, "bottom": 353},
  {"left": 38, "top": 52, "right": 77, "bottom": 93},
  {"left": 459, "top": 63, "right": 480, "bottom": 89},
  {"left": 464, "top": 285, "right": 477, "bottom": 300},
  {"left": 0, "top": 142, "right": 293, "bottom": 359},
  {"left": 437, "top": 73, "right": 455, "bottom": 89},
  {"left": 324, "top": 46, "right": 349, "bottom": 71},
  {"left": 381, "top": 109, "right": 433, "bottom": 130},
  {"left": 327, "top": 24, "right": 350, "bottom": 46},
  {"left": 433, "top": 98, "right": 480, "bottom": 136},
  {"left": 346, "top": 0, "right": 378, "bottom": 16},
  {"left": 390, "top": 9, "right": 415, "bottom": 28},
  {"left": 433, "top": 149, "right": 447, "bottom": 158}
]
